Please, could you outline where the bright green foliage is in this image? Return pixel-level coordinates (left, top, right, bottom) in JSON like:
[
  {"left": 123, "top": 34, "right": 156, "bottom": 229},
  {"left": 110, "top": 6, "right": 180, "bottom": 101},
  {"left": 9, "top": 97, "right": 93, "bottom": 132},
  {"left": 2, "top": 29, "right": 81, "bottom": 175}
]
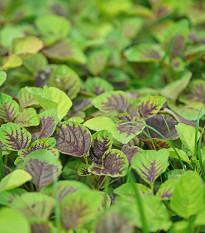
[
  {"left": 1, "top": 54, "right": 22, "bottom": 70},
  {"left": 0, "top": 98, "right": 19, "bottom": 122},
  {"left": 0, "top": 170, "right": 32, "bottom": 192},
  {"left": 170, "top": 171, "right": 205, "bottom": 219},
  {"left": 15, "top": 108, "right": 40, "bottom": 127},
  {"left": 0, "top": 71, "right": 6, "bottom": 86}
]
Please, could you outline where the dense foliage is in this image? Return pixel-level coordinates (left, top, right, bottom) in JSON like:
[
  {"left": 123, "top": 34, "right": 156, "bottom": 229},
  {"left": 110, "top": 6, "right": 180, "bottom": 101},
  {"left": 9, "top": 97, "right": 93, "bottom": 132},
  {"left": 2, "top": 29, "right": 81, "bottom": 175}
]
[{"left": 1, "top": 0, "right": 205, "bottom": 232}]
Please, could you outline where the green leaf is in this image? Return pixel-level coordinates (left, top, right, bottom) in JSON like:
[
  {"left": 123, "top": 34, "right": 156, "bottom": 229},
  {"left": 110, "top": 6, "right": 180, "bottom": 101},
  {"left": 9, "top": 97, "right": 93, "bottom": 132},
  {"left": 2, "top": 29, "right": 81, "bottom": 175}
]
[
  {"left": 35, "top": 14, "right": 70, "bottom": 44},
  {"left": 85, "top": 77, "right": 113, "bottom": 95},
  {"left": 168, "top": 148, "right": 190, "bottom": 163},
  {"left": 89, "top": 130, "right": 113, "bottom": 166},
  {"left": 1, "top": 54, "right": 22, "bottom": 70},
  {"left": 54, "top": 121, "right": 92, "bottom": 157},
  {"left": 49, "top": 65, "right": 80, "bottom": 99},
  {"left": 132, "top": 149, "right": 170, "bottom": 187},
  {"left": 138, "top": 96, "right": 166, "bottom": 119},
  {"left": 22, "top": 150, "right": 62, "bottom": 191},
  {"left": 175, "top": 123, "right": 200, "bottom": 154},
  {"left": 11, "top": 192, "right": 55, "bottom": 220},
  {"left": 125, "top": 43, "right": 163, "bottom": 63},
  {"left": 160, "top": 71, "right": 192, "bottom": 101},
  {"left": 27, "top": 108, "right": 58, "bottom": 140},
  {"left": 18, "top": 87, "right": 39, "bottom": 109},
  {"left": 114, "top": 183, "right": 151, "bottom": 197},
  {"left": 93, "top": 91, "right": 128, "bottom": 112},
  {"left": 11, "top": 36, "right": 44, "bottom": 59},
  {"left": 156, "top": 179, "right": 178, "bottom": 200},
  {"left": 0, "top": 99, "right": 19, "bottom": 122},
  {"left": 60, "top": 191, "right": 103, "bottom": 231},
  {"left": 0, "top": 170, "right": 32, "bottom": 192},
  {"left": 15, "top": 108, "right": 40, "bottom": 127},
  {"left": 26, "top": 86, "right": 72, "bottom": 121},
  {"left": 89, "top": 149, "right": 128, "bottom": 177},
  {"left": 87, "top": 49, "right": 110, "bottom": 75},
  {"left": 0, "top": 208, "right": 30, "bottom": 233},
  {"left": 170, "top": 171, "right": 205, "bottom": 219},
  {"left": 0, "top": 189, "right": 26, "bottom": 206},
  {"left": 0, "top": 123, "right": 31, "bottom": 151},
  {"left": 0, "top": 70, "right": 6, "bottom": 86}
]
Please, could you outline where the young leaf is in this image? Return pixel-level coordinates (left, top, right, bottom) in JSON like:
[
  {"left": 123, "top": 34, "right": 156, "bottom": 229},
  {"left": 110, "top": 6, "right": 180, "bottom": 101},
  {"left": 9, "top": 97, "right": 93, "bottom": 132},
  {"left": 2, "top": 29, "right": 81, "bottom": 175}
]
[
  {"left": 15, "top": 108, "right": 40, "bottom": 127},
  {"left": 93, "top": 91, "right": 128, "bottom": 112},
  {"left": 0, "top": 123, "right": 31, "bottom": 151},
  {"left": 0, "top": 170, "right": 32, "bottom": 192},
  {"left": 175, "top": 123, "right": 200, "bottom": 154},
  {"left": 27, "top": 108, "right": 58, "bottom": 140},
  {"left": 138, "top": 96, "right": 166, "bottom": 119},
  {"left": 156, "top": 179, "right": 178, "bottom": 200},
  {"left": 121, "top": 145, "right": 142, "bottom": 164},
  {"left": 22, "top": 150, "right": 62, "bottom": 191},
  {"left": 89, "top": 149, "right": 129, "bottom": 177},
  {"left": 170, "top": 171, "right": 205, "bottom": 219},
  {"left": 26, "top": 86, "right": 72, "bottom": 121},
  {"left": 54, "top": 121, "right": 92, "bottom": 157},
  {"left": 49, "top": 65, "right": 80, "bottom": 99},
  {"left": 89, "top": 130, "right": 113, "bottom": 166},
  {"left": 0, "top": 99, "right": 19, "bottom": 122},
  {"left": 132, "top": 149, "right": 170, "bottom": 187},
  {"left": 1, "top": 54, "right": 22, "bottom": 70},
  {"left": 18, "top": 87, "right": 39, "bottom": 109},
  {"left": 60, "top": 191, "right": 103, "bottom": 231},
  {"left": 11, "top": 192, "right": 55, "bottom": 220},
  {"left": 0, "top": 208, "right": 30, "bottom": 233}
]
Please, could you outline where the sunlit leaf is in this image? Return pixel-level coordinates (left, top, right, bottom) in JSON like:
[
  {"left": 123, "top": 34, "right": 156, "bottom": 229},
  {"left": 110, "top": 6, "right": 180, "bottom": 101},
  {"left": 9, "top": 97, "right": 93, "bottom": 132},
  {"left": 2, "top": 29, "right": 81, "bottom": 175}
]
[
  {"left": 157, "top": 179, "right": 178, "bottom": 200},
  {"left": 15, "top": 108, "right": 40, "bottom": 127},
  {"left": 132, "top": 149, "right": 169, "bottom": 187},
  {"left": 54, "top": 121, "right": 92, "bottom": 157},
  {"left": 18, "top": 87, "right": 39, "bottom": 109},
  {"left": 1, "top": 54, "right": 22, "bottom": 70},
  {"left": 0, "top": 99, "right": 19, "bottom": 122},
  {"left": 0, "top": 71, "right": 6, "bottom": 87}
]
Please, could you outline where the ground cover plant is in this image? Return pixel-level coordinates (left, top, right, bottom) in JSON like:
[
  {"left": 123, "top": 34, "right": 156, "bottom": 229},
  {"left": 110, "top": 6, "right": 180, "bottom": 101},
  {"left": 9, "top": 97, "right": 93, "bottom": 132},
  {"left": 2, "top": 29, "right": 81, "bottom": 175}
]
[{"left": 1, "top": 0, "right": 205, "bottom": 232}]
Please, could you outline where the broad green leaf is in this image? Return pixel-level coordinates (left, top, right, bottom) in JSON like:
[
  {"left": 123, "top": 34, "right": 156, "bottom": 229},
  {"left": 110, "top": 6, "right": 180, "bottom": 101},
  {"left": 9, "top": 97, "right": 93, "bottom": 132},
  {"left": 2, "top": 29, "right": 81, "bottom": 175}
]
[
  {"left": 89, "top": 130, "right": 113, "bottom": 166},
  {"left": 121, "top": 145, "right": 142, "bottom": 164},
  {"left": 0, "top": 170, "right": 32, "bottom": 192},
  {"left": 138, "top": 96, "right": 166, "bottom": 119},
  {"left": 0, "top": 70, "right": 6, "bottom": 86},
  {"left": 126, "top": 43, "right": 163, "bottom": 63},
  {"left": 1, "top": 54, "right": 22, "bottom": 70},
  {"left": 35, "top": 14, "right": 70, "bottom": 43},
  {"left": 85, "top": 77, "right": 113, "bottom": 95},
  {"left": 157, "top": 179, "right": 178, "bottom": 200},
  {"left": 22, "top": 150, "right": 62, "bottom": 191},
  {"left": 89, "top": 149, "right": 128, "bottom": 177},
  {"left": 11, "top": 36, "right": 44, "bottom": 58},
  {"left": 175, "top": 123, "right": 200, "bottom": 154},
  {"left": 0, "top": 99, "right": 19, "bottom": 122},
  {"left": 87, "top": 49, "right": 110, "bottom": 75},
  {"left": 132, "top": 149, "right": 170, "bottom": 187},
  {"left": 194, "top": 206, "right": 205, "bottom": 227},
  {"left": 27, "top": 108, "right": 58, "bottom": 140},
  {"left": 0, "top": 208, "right": 30, "bottom": 233},
  {"left": 170, "top": 171, "right": 205, "bottom": 219},
  {"left": 26, "top": 86, "right": 72, "bottom": 121},
  {"left": 114, "top": 183, "right": 151, "bottom": 197},
  {"left": 11, "top": 192, "right": 55, "bottom": 220},
  {"left": 42, "top": 39, "right": 86, "bottom": 64},
  {"left": 0, "top": 189, "right": 26, "bottom": 206},
  {"left": 54, "top": 121, "right": 92, "bottom": 157},
  {"left": 49, "top": 65, "right": 80, "bottom": 99},
  {"left": 15, "top": 108, "right": 40, "bottom": 127},
  {"left": 160, "top": 71, "right": 192, "bottom": 101},
  {"left": 0, "top": 123, "right": 31, "bottom": 151},
  {"left": 93, "top": 91, "right": 128, "bottom": 112},
  {"left": 18, "top": 87, "right": 39, "bottom": 109},
  {"left": 60, "top": 191, "right": 103, "bottom": 231},
  {"left": 168, "top": 148, "right": 190, "bottom": 163}
]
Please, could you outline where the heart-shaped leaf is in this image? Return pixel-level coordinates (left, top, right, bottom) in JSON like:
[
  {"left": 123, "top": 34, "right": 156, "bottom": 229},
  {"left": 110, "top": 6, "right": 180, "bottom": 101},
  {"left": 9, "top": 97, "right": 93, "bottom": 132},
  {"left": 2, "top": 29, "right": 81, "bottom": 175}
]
[
  {"left": 11, "top": 192, "right": 55, "bottom": 220},
  {"left": 132, "top": 149, "right": 170, "bottom": 187},
  {"left": 27, "top": 109, "right": 58, "bottom": 140},
  {"left": 89, "top": 130, "right": 113, "bottom": 166},
  {"left": 22, "top": 150, "right": 62, "bottom": 191},
  {"left": 54, "top": 121, "right": 92, "bottom": 157},
  {"left": 138, "top": 96, "right": 166, "bottom": 119},
  {"left": 0, "top": 123, "right": 31, "bottom": 151},
  {"left": 15, "top": 108, "right": 40, "bottom": 127},
  {"left": 93, "top": 91, "right": 128, "bottom": 112},
  {"left": 121, "top": 145, "right": 142, "bottom": 164},
  {"left": 89, "top": 149, "right": 128, "bottom": 177},
  {"left": 49, "top": 65, "right": 80, "bottom": 99}
]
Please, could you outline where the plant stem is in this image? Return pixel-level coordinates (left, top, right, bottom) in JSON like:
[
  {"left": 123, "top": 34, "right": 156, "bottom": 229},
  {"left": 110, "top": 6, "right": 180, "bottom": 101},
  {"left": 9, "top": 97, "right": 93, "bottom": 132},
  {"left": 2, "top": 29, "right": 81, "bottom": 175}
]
[{"left": 98, "top": 176, "right": 106, "bottom": 190}]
